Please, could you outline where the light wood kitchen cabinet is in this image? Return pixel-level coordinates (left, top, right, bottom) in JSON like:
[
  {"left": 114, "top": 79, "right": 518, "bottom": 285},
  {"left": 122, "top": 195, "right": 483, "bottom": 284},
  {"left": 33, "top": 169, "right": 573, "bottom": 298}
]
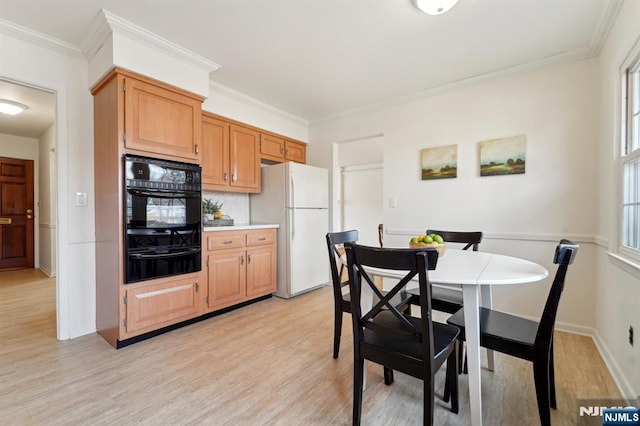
[
  {"left": 93, "top": 68, "right": 203, "bottom": 163},
  {"left": 201, "top": 113, "right": 261, "bottom": 193},
  {"left": 92, "top": 68, "right": 205, "bottom": 348},
  {"left": 259, "top": 134, "right": 307, "bottom": 164},
  {"left": 204, "top": 228, "right": 276, "bottom": 311},
  {"left": 124, "top": 276, "right": 202, "bottom": 334},
  {"left": 201, "top": 115, "right": 230, "bottom": 186}
]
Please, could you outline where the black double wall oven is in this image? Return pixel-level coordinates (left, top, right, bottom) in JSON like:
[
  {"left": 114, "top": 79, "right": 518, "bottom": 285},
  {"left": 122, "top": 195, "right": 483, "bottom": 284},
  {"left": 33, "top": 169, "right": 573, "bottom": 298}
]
[{"left": 124, "top": 155, "right": 202, "bottom": 283}]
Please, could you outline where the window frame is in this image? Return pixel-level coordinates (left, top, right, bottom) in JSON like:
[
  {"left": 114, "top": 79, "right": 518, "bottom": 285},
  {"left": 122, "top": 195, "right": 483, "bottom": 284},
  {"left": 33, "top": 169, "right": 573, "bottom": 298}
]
[{"left": 619, "top": 40, "right": 640, "bottom": 261}]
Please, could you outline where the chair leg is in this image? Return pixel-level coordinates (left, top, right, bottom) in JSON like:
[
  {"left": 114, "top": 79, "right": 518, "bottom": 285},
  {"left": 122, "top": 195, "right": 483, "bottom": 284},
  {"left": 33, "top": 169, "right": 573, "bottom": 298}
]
[
  {"left": 384, "top": 367, "right": 394, "bottom": 385},
  {"left": 549, "top": 343, "right": 557, "bottom": 409},
  {"left": 333, "top": 308, "right": 342, "bottom": 359},
  {"left": 353, "top": 355, "right": 364, "bottom": 426},
  {"left": 533, "top": 358, "right": 552, "bottom": 426},
  {"left": 423, "top": 376, "right": 435, "bottom": 425},
  {"left": 443, "top": 343, "right": 459, "bottom": 413}
]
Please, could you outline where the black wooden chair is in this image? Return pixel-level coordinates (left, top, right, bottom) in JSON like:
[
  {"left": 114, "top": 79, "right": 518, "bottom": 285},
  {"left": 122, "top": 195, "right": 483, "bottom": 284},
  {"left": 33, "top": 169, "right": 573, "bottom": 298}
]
[
  {"left": 326, "top": 230, "right": 359, "bottom": 359},
  {"left": 344, "top": 243, "right": 460, "bottom": 425},
  {"left": 446, "top": 239, "right": 579, "bottom": 426},
  {"left": 326, "top": 230, "right": 413, "bottom": 359},
  {"left": 407, "top": 229, "right": 483, "bottom": 314}
]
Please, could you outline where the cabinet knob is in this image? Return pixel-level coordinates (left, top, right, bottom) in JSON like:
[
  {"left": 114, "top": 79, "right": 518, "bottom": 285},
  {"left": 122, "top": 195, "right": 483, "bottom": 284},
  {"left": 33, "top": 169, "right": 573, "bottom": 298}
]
[
  {"left": 224, "top": 172, "right": 228, "bottom": 182},
  {"left": 240, "top": 255, "right": 244, "bottom": 265}
]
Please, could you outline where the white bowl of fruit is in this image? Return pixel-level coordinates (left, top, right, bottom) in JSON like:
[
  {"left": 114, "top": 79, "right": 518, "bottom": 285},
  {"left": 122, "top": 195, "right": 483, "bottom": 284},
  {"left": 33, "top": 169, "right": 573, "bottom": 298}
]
[{"left": 409, "top": 233, "right": 446, "bottom": 257}]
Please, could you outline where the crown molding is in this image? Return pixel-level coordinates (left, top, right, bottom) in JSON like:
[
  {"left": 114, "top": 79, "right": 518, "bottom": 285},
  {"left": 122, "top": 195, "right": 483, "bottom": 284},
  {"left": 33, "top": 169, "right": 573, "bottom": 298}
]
[
  {"left": 80, "top": 10, "right": 221, "bottom": 74},
  {"left": 0, "top": 18, "right": 84, "bottom": 60},
  {"left": 590, "top": 0, "right": 623, "bottom": 55},
  {"left": 209, "top": 80, "right": 309, "bottom": 127},
  {"left": 311, "top": 47, "right": 598, "bottom": 126},
  {"left": 312, "top": 0, "right": 624, "bottom": 127}
]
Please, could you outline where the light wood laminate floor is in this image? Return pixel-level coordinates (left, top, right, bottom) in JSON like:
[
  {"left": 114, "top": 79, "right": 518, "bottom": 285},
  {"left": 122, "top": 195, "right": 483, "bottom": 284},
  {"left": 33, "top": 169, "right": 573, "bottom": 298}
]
[{"left": 0, "top": 269, "right": 621, "bottom": 425}]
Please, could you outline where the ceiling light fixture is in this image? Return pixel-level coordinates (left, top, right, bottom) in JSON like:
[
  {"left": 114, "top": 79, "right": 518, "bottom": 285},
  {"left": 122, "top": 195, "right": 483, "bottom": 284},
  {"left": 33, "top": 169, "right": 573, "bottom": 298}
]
[
  {"left": 415, "top": 0, "right": 459, "bottom": 15},
  {"left": 0, "top": 100, "right": 28, "bottom": 116}
]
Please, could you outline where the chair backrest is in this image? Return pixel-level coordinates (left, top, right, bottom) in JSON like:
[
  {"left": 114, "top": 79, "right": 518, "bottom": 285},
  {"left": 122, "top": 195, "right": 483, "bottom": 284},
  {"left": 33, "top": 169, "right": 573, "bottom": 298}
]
[
  {"left": 534, "top": 239, "right": 579, "bottom": 351},
  {"left": 326, "top": 230, "right": 359, "bottom": 298},
  {"left": 344, "top": 243, "right": 439, "bottom": 373},
  {"left": 426, "top": 229, "right": 483, "bottom": 251}
]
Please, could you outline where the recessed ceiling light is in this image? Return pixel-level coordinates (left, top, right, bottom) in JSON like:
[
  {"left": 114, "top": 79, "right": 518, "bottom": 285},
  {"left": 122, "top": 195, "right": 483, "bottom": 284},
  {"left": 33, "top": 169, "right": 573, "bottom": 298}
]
[
  {"left": 0, "top": 99, "right": 28, "bottom": 115},
  {"left": 415, "top": 0, "right": 459, "bottom": 15}
]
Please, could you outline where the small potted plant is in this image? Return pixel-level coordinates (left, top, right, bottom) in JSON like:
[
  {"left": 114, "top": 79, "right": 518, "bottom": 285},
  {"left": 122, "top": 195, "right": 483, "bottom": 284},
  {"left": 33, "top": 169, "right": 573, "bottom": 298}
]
[{"left": 202, "top": 199, "right": 222, "bottom": 224}]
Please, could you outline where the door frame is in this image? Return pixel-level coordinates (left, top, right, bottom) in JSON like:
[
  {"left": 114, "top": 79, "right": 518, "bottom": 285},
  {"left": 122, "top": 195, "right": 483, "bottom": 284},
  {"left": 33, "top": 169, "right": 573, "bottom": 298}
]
[{"left": 339, "top": 162, "right": 383, "bottom": 239}]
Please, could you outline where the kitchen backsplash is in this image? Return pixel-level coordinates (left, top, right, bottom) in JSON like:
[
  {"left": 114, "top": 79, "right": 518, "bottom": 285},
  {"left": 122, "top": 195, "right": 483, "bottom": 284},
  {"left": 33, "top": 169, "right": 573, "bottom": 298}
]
[{"left": 202, "top": 191, "right": 250, "bottom": 224}]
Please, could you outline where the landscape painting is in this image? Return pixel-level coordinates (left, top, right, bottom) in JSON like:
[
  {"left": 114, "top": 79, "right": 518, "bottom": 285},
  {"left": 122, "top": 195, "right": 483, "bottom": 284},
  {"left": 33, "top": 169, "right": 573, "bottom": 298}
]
[
  {"left": 421, "top": 144, "right": 457, "bottom": 180},
  {"left": 479, "top": 135, "right": 526, "bottom": 176}
]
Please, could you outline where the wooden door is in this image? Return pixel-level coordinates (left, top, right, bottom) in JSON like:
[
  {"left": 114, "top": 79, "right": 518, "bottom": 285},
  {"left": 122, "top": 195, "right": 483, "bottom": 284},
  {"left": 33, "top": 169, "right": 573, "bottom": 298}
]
[
  {"left": 202, "top": 115, "right": 230, "bottom": 188},
  {"left": 229, "top": 124, "right": 260, "bottom": 192},
  {"left": 0, "top": 157, "right": 34, "bottom": 271},
  {"left": 124, "top": 76, "right": 202, "bottom": 161},
  {"left": 207, "top": 250, "right": 246, "bottom": 309},
  {"left": 246, "top": 246, "right": 276, "bottom": 297}
]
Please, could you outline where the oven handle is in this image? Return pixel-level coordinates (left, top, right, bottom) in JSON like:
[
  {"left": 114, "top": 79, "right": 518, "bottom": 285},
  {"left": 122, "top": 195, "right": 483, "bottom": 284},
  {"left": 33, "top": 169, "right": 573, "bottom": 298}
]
[
  {"left": 129, "top": 247, "right": 201, "bottom": 260},
  {"left": 127, "top": 188, "right": 200, "bottom": 199}
]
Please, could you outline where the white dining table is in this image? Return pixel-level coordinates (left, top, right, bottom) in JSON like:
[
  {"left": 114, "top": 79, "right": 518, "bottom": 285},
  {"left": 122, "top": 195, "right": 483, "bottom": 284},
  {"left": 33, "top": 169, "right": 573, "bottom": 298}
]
[{"left": 366, "top": 248, "right": 548, "bottom": 426}]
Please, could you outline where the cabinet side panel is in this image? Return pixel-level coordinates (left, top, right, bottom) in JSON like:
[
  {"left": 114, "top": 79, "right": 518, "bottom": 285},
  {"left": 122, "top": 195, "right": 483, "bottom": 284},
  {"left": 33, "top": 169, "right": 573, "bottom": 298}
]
[{"left": 94, "top": 75, "right": 122, "bottom": 347}]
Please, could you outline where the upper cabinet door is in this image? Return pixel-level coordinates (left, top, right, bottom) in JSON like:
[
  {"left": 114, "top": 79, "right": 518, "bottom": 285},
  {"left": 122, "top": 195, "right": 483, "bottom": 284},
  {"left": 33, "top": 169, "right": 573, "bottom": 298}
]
[
  {"left": 285, "top": 140, "right": 306, "bottom": 163},
  {"left": 260, "top": 134, "right": 285, "bottom": 160},
  {"left": 124, "top": 77, "right": 202, "bottom": 161},
  {"left": 230, "top": 124, "right": 261, "bottom": 192},
  {"left": 202, "top": 115, "right": 230, "bottom": 187}
]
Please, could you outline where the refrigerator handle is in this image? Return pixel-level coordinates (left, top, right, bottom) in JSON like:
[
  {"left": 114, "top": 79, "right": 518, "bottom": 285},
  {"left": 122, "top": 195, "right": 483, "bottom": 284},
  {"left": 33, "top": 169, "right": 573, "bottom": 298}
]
[
  {"left": 291, "top": 207, "right": 295, "bottom": 240},
  {"left": 290, "top": 175, "right": 295, "bottom": 210}
]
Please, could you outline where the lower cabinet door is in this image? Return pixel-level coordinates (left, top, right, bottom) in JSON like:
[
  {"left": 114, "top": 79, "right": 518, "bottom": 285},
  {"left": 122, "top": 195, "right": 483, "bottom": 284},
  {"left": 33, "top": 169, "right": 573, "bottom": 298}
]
[
  {"left": 125, "top": 277, "right": 200, "bottom": 334},
  {"left": 207, "top": 249, "right": 246, "bottom": 309},
  {"left": 246, "top": 246, "right": 276, "bottom": 297}
]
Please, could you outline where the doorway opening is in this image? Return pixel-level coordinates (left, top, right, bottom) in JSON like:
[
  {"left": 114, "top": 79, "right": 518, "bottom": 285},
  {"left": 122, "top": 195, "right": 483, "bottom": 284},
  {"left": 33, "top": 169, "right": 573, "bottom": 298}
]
[{"left": 0, "top": 79, "right": 57, "bottom": 337}]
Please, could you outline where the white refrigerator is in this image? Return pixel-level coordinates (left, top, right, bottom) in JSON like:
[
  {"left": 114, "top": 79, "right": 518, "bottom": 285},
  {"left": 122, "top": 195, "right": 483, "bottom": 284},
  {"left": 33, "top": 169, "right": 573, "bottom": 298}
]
[{"left": 250, "top": 162, "right": 329, "bottom": 298}]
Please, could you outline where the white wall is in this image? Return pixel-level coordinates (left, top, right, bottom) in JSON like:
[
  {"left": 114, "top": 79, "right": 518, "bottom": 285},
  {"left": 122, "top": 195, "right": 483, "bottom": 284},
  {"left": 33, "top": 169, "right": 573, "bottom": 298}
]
[
  {"left": 0, "top": 133, "right": 39, "bottom": 159},
  {"left": 595, "top": 0, "right": 640, "bottom": 401},
  {"left": 311, "top": 58, "right": 599, "bottom": 334},
  {"left": 1, "top": 31, "right": 95, "bottom": 339},
  {"left": 38, "top": 124, "right": 56, "bottom": 276}
]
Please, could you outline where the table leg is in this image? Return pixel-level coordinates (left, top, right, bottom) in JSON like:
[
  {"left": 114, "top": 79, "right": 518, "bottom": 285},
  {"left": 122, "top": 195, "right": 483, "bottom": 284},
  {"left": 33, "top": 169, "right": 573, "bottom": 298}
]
[
  {"left": 480, "top": 285, "right": 494, "bottom": 372},
  {"left": 463, "top": 285, "right": 483, "bottom": 426}
]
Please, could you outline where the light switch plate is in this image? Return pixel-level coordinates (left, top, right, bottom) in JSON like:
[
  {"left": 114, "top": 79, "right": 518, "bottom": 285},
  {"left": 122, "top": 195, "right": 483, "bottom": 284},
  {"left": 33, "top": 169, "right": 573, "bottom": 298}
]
[{"left": 76, "top": 192, "right": 87, "bottom": 207}]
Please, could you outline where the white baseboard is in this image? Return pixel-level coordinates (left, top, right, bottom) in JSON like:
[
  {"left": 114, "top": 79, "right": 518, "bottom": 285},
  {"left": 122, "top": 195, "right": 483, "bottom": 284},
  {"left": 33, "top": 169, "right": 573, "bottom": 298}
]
[
  {"left": 516, "top": 317, "right": 636, "bottom": 402},
  {"left": 38, "top": 266, "right": 56, "bottom": 278},
  {"left": 591, "top": 330, "right": 638, "bottom": 403}
]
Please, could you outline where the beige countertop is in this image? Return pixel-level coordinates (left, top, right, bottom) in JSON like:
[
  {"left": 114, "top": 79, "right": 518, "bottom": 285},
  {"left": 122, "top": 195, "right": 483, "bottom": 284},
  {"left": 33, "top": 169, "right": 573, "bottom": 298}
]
[{"left": 203, "top": 223, "right": 279, "bottom": 232}]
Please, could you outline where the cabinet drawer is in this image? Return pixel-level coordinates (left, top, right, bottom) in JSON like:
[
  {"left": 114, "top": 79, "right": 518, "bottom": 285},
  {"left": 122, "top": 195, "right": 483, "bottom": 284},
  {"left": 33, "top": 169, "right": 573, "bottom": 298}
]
[
  {"left": 207, "top": 232, "right": 246, "bottom": 250},
  {"left": 125, "top": 278, "right": 200, "bottom": 333},
  {"left": 247, "top": 229, "right": 275, "bottom": 246}
]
